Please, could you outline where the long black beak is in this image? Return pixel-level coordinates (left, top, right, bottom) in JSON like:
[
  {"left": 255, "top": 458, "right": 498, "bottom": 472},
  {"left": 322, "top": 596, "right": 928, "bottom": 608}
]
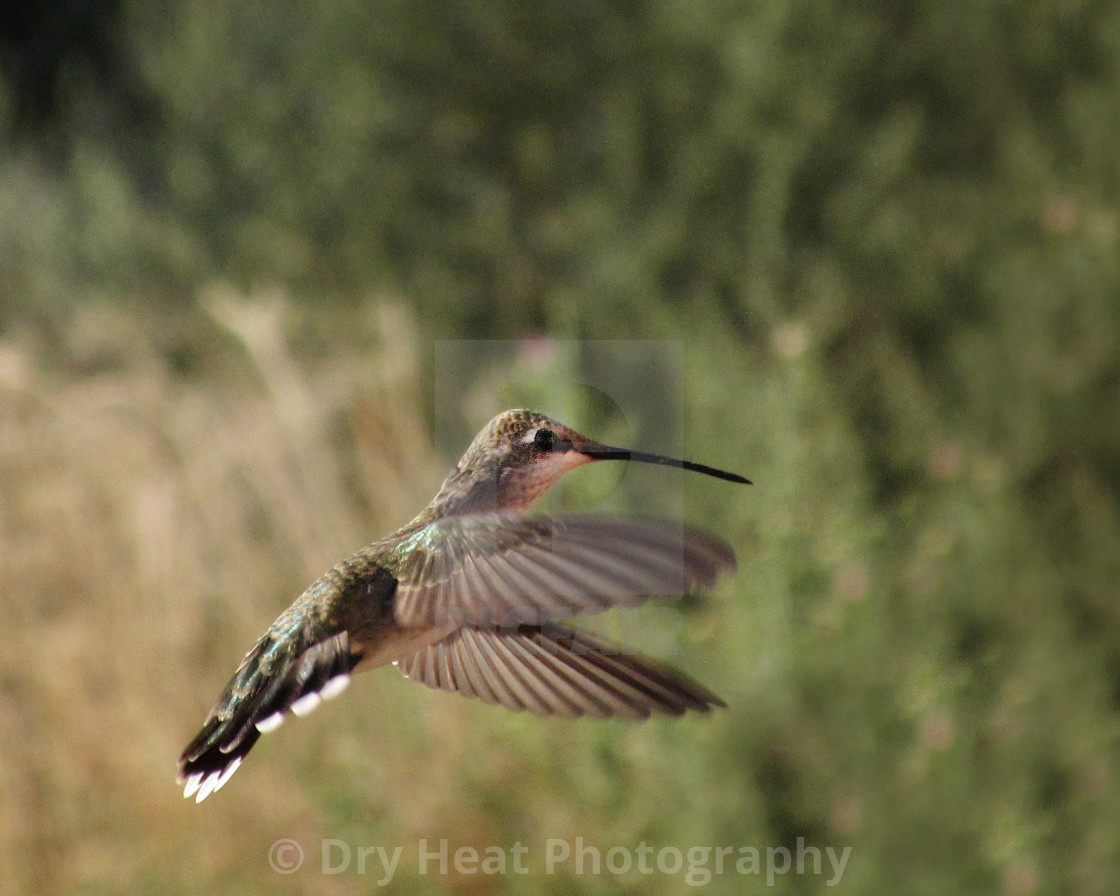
[{"left": 578, "top": 444, "right": 751, "bottom": 484}]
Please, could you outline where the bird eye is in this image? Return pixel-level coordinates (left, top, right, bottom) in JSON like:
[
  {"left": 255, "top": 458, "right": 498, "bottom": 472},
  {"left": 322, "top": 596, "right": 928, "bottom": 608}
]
[{"left": 533, "top": 428, "right": 558, "bottom": 451}]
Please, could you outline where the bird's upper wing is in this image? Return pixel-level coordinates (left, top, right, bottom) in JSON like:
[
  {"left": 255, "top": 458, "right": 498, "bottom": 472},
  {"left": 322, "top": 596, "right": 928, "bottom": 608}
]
[{"left": 390, "top": 514, "right": 736, "bottom": 629}]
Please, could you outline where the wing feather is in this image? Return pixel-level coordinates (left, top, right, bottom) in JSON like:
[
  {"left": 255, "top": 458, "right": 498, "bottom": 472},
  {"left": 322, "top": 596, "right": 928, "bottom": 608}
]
[
  {"left": 396, "top": 624, "right": 725, "bottom": 719},
  {"left": 393, "top": 514, "right": 736, "bottom": 628}
]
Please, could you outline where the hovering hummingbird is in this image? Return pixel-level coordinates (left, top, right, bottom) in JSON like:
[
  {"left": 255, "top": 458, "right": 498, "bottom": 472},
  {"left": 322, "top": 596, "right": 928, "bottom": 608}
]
[{"left": 178, "top": 409, "right": 749, "bottom": 802}]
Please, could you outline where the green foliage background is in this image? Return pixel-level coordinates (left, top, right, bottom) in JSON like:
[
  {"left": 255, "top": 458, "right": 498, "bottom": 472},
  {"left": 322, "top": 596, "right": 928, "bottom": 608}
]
[{"left": 2, "top": 1, "right": 1119, "bottom": 893}]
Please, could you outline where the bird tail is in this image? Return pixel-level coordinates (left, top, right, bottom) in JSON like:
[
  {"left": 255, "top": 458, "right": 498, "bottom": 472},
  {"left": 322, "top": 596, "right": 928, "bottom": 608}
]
[{"left": 177, "top": 631, "right": 356, "bottom": 802}]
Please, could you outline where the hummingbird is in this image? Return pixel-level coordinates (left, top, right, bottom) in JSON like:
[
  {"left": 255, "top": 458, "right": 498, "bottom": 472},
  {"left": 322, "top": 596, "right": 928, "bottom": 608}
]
[{"left": 178, "top": 409, "right": 749, "bottom": 802}]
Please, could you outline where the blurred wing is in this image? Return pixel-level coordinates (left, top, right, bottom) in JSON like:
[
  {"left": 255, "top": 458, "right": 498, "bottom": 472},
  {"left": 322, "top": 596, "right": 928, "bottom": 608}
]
[
  {"left": 395, "top": 623, "right": 724, "bottom": 718},
  {"left": 392, "top": 514, "right": 736, "bottom": 628}
]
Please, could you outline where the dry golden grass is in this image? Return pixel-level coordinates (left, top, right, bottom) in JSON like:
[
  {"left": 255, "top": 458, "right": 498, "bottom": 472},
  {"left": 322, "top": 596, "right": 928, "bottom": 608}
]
[{"left": 0, "top": 291, "right": 447, "bottom": 894}]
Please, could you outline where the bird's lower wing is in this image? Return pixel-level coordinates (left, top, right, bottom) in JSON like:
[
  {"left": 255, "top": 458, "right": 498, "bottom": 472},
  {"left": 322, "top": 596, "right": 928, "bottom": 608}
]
[
  {"left": 395, "top": 623, "right": 724, "bottom": 719},
  {"left": 177, "top": 630, "right": 357, "bottom": 802}
]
